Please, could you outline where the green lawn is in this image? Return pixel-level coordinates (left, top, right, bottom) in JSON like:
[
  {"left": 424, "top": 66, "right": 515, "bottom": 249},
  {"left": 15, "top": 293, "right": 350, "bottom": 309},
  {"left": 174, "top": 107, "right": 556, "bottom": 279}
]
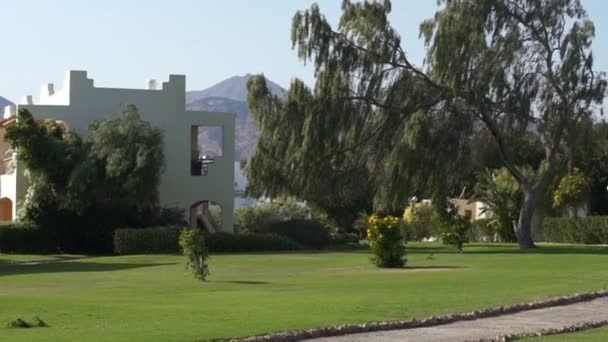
[
  {"left": 1, "top": 243, "right": 608, "bottom": 342},
  {"left": 522, "top": 327, "right": 608, "bottom": 341}
]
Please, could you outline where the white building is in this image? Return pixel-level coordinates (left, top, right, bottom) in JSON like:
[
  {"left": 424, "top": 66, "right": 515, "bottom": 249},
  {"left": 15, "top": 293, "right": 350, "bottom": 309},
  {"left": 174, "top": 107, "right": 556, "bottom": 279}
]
[{"left": 0, "top": 70, "right": 236, "bottom": 232}]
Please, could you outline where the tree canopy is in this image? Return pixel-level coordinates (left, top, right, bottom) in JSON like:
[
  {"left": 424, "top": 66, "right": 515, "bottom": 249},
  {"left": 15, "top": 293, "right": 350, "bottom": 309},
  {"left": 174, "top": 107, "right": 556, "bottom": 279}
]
[
  {"left": 247, "top": 0, "right": 606, "bottom": 248},
  {"left": 5, "top": 106, "right": 168, "bottom": 252}
]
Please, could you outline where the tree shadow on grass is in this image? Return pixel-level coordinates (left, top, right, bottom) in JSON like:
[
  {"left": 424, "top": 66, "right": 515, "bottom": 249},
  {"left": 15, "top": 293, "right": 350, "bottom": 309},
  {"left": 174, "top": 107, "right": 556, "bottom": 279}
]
[
  {"left": 402, "top": 265, "right": 463, "bottom": 270},
  {"left": 406, "top": 243, "right": 608, "bottom": 256},
  {"left": 0, "top": 260, "right": 176, "bottom": 277},
  {"left": 214, "top": 280, "right": 269, "bottom": 285}
]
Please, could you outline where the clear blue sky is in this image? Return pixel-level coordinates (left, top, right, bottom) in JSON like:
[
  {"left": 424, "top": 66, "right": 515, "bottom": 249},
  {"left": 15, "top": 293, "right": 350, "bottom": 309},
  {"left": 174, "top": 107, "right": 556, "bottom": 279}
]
[{"left": 1, "top": 0, "right": 607, "bottom": 103}]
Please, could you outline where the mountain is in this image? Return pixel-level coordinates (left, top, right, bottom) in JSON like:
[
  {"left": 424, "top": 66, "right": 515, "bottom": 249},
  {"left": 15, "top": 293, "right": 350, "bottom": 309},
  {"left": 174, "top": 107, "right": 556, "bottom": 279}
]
[
  {"left": 186, "top": 75, "right": 285, "bottom": 161},
  {"left": 0, "top": 97, "right": 13, "bottom": 111},
  {"left": 186, "top": 74, "right": 284, "bottom": 104}
]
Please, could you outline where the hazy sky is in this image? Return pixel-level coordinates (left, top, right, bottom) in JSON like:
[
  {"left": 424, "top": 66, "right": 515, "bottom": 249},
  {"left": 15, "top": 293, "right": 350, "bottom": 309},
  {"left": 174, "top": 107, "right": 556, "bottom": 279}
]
[{"left": 1, "top": 0, "right": 607, "bottom": 103}]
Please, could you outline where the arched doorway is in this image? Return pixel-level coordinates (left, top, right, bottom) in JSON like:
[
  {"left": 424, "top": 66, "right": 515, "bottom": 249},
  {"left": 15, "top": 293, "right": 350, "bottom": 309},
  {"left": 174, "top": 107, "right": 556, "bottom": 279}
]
[
  {"left": 190, "top": 200, "right": 222, "bottom": 233},
  {"left": 0, "top": 198, "right": 13, "bottom": 221}
]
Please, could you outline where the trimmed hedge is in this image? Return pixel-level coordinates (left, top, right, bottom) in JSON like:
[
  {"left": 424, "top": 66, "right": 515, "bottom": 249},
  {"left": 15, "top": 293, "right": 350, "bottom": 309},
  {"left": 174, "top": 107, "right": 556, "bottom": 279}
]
[
  {"left": 543, "top": 216, "right": 608, "bottom": 244},
  {"left": 205, "top": 233, "right": 303, "bottom": 253},
  {"left": 113, "top": 227, "right": 303, "bottom": 254},
  {"left": 269, "top": 219, "right": 331, "bottom": 249},
  {"left": 114, "top": 226, "right": 182, "bottom": 254},
  {"left": 0, "top": 222, "right": 55, "bottom": 254}
]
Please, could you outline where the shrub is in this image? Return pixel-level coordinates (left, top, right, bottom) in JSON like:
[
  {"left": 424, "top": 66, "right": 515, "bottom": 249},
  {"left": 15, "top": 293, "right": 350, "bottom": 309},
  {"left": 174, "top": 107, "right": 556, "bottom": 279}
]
[
  {"left": 0, "top": 222, "right": 55, "bottom": 254},
  {"left": 234, "top": 205, "right": 279, "bottom": 234},
  {"left": 331, "top": 232, "right": 360, "bottom": 245},
  {"left": 113, "top": 227, "right": 182, "bottom": 254},
  {"left": 268, "top": 219, "right": 331, "bottom": 249},
  {"left": 113, "top": 226, "right": 303, "bottom": 254},
  {"left": 235, "top": 200, "right": 311, "bottom": 234},
  {"left": 402, "top": 203, "right": 437, "bottom": 241},
  {"left": 468, "top": 218, "right": 497, "bottom": 242},
  {"left": 553, "top": 168, "right": 591, "bottom": 214},
  {"left": 440, "top": 215, "right": 472, "bottom": 252},
  {"left": 543, "top": 216, "right": 608, "bottom": 244},
  {"left": 205, "top": 233, "right": 303, "bottom": 252},
  {"left": 179, "top": 228, "right": 209, "bottom": 281},
  {"left": 352, "top": 212, "right": 370, "bottom": 239},
  {"left": 367, "top": 215, "right": 406, "bottom": 268}
]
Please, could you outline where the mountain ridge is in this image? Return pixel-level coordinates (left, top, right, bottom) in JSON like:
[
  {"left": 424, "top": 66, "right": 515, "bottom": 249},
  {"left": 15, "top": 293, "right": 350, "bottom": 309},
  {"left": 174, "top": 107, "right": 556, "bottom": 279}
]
[
  {"left": 186, "top": 74, "right": 285, "bottom": 161},
  {"left": 186, "top": 74, "right": 284, "bottom": 104}
]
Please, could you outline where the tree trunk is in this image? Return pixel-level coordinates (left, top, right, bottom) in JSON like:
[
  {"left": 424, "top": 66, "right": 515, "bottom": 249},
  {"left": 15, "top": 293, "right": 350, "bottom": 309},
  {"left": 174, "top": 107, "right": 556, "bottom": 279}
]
[{"left": 516, "top": 188, "right": 537, "bottom": 249}]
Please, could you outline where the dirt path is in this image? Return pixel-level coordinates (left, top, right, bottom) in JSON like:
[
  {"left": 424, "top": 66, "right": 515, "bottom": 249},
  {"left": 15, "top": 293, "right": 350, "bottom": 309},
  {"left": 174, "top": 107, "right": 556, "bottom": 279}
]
[{"left": 304, "top": 297, "right": 608, "bottom": 342}]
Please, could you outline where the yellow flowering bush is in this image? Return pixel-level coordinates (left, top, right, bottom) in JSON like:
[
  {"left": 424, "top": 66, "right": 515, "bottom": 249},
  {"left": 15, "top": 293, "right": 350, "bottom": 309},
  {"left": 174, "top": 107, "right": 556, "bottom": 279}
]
[
  {"left": 553, "top": 169, "right": 590, "bottom": 212},
  {"left": 367, "top": 215, "right": 406, "bottom": 267}
]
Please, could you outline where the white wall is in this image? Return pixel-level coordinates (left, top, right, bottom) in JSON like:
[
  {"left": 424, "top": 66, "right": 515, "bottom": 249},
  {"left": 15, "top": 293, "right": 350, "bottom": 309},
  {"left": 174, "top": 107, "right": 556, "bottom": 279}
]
[{"left": 15, "top": 71, "right": 236, "bottom": 232}]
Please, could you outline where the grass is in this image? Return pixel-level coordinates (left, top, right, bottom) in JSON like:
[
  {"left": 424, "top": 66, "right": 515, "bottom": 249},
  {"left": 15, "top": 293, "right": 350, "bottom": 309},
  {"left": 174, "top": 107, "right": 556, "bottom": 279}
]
[
  {"left": 1, "top": 243, "right": 608, "bottom": 342},
  {"left": 521, "top": 326, "right": 608, "bottom": 341}
]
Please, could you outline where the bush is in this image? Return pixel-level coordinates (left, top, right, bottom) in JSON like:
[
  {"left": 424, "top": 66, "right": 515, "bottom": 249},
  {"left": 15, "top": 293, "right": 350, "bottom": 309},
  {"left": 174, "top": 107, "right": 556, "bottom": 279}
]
[
  {"left": 367, "top": 215, "right": 406, "bottom": 268},
  {"left": 235, "top": 200, "right": 311, "bottom": 234},
  {"left": 402, "top": 203, "right": 437, "bottom": 241},
  {"left": 331, "top": 232, "right": 360, "bottom": 245},
  {"left": 268, "top": 219, "right": 331, "bottom": 249},
  {"left": 205, "top": 233, "right": 303, "bottom": 252},
  {"left": 468, "top": 219, "right": 497, "bottom": 242},
  {"left": 234, "top": 205, "right": 279, "bottom": 234},
  {"left": 440, "top": 215, "right": 472, "bottom": 252},
  {"left": 114, "top": 226, "right": 182, "bottom": 254},
  {"left": 544, "top": 216, "right": 608, "bottom": 244},
  {"left": 113, "top": 227, "right": 303, "bottom": 254},
  {"left": 179, "top": 228, "right": 209, "bottom": 281},
  {"left": 0, "top": 222, "right": 55, "bottom": 254}
]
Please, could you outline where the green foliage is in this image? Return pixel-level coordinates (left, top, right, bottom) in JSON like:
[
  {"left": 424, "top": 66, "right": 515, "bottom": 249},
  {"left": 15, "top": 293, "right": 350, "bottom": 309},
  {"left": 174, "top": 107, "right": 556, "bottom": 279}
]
[
  {"left": 468, "top": 219, "right": 497, "bottom": 242},
  {"left": 268, "top": 219, "right": 331, "bottom": 249},
  {"left": 543, "top": 216, "right": 608, "bottom": 244},
  {"left": 278, "top": 0, "right": 607, "bottom": 249},
  {"left": 0, "top": 222, "right": 54, "bottom": 254},
  {"left": 367, "top": 215, "right": 406, "bottom": 268},
  {"left": 402, "top": 203, "right": 438, "bottom": 241},
  {"left": 87, "top": 104, "right": 165, "bottom": 207},
  {"left": 113, "top": 227, "right": 303, "bottom": 254},
  {"left": 553, "top": 168, "right": 591, "bottom": 213},
  {"left": 439, "top": 216, "right": 472, "bottom": 252},
  {"left": 234, "top": 204, "right": 281, "bottom": 234},
  {"left": 179, "top": 228, "right": 209, "bottom": 282},
  {"left": 235, "top": 199, "right": 309, "bottom": 234},
  {"left": 114, "top": 227, "right": 183, "bottom": 255},
  {"left": 4, "top": 107, "right": 166, "bottom": 253},
  {"left": 473, "top": 168, "right": 523, "bottom": 242},
  {"left": 352, "top": 212, "right": 370, "bottom": 238},
  {"left": 246, "top": 76, "right": 373, "bottom": 232}
]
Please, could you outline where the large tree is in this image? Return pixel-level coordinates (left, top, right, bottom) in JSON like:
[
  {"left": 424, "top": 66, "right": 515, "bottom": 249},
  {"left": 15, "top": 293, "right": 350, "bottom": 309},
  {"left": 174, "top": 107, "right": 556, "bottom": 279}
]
[
  {"left": 5, "top": 106, "right": 167, "bottom": 252},
  {"left": 246, "top": 77, "right": 373, "bottom": 231},
  {"left": 249, "top": 0, "right": 605, "bottom": 248}
]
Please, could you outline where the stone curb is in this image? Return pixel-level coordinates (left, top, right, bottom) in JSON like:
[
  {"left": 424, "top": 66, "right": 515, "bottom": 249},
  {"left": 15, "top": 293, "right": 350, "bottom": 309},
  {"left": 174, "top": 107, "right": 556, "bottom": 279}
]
[
  {"left": 471, "top": 319, "right": 608, "bottom": 341},
  {"left": 207, "top": 290, "right": 608, "bottom": 342}
]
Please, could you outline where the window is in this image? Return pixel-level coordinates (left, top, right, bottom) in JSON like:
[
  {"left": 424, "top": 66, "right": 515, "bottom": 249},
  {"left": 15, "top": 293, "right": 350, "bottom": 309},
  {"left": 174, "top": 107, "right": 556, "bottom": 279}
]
[{"left": 191, "top": 125, "right": 223, "bottom": 176}]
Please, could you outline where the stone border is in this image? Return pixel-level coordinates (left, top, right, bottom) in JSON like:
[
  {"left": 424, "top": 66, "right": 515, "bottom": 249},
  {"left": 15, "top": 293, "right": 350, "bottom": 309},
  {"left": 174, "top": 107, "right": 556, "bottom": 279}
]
[
  {"left": 472, "top": 319, "right": 608, "bottom": 341},
  {"left": 208, "top": 290, "right": 608, "bottom": 342}
]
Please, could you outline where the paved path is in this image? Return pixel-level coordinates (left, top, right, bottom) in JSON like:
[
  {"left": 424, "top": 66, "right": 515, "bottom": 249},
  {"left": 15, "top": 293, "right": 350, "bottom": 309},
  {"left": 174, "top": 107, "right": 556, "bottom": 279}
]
[{"left": 305, "top": 297, "right": 608, "bottom": 342}]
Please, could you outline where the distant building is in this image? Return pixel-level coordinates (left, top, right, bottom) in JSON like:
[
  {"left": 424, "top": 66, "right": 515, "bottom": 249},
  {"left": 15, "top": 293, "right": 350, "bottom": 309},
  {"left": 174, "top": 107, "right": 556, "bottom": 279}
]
[
  {"left": 452, "top": 199, "right": 493, "bottom": 221},
  {"left": 0, "top": 71, "right": 236, "bottom": 232}
]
